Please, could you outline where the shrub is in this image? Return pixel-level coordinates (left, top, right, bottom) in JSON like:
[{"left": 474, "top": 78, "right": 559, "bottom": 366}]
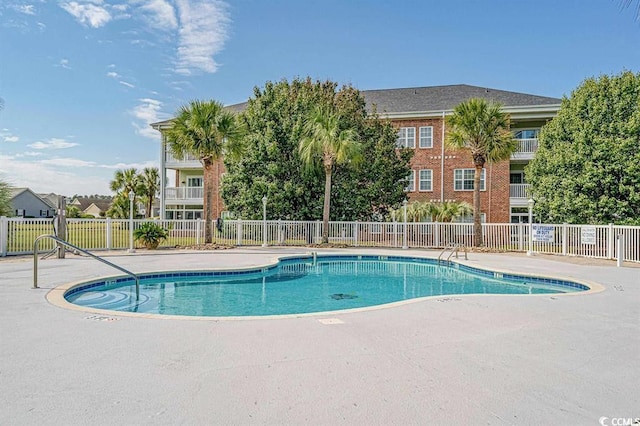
[{"left": 133, "top": 222, "right": 168, "bottom": 249}]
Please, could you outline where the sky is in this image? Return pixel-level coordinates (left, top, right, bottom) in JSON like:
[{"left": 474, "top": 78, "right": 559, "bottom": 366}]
[{"left": 0, "top": 0, "right": 638, "bottom": 197}]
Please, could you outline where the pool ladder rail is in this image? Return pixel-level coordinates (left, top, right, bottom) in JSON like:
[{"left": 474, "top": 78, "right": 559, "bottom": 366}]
[
  {"left": 438, "top": 243, "right": 468, "bottom": 264},
  {"left": 33, "top": 234, "right": 140, "bottom": 301}
]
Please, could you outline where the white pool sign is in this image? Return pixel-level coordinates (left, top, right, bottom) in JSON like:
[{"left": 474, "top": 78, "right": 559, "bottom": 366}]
[
  {"left": 532, "top": 225, "right": 554, "bottom": 243},
  {"left": 581, "top": 226, "right": 597, "bottom": 245}
]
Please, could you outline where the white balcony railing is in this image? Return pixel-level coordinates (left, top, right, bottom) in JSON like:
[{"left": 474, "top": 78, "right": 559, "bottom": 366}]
[
  {"left": 510, "top": 183, "right": 531, "bottom": 198},
  {"left": 165, "top": 186, "right": 204, "bottom": 200},
  {"left": 164, "top": 150, "right": 201, "bottom": 164},
  {"left": 511, "top": 138, "right": 538, "bottom": 159}
]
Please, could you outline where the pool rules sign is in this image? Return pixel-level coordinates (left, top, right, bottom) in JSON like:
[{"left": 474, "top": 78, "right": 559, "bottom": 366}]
[
  {"left": 581, "top": 226, "right": 597, "bottom": 245},
  {"left": 532, "top": 225, "right": 554, "bottom": 243}
]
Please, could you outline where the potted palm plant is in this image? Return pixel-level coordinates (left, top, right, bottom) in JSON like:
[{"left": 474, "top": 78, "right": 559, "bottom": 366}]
[{"left": 133, "top": 222, "right": 168, "bottom": 250}]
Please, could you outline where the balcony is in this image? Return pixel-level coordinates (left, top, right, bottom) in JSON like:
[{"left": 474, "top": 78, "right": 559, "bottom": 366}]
[
  {"left": 164, "top": 150, "right": 201, "bottom": 168},
  {"left": 510, "top": 183, "right": 531, "bottom": 206},
  {"left": 165, "top": 186, "right": 204, "bottom": 203},
  {"left": 511, "top": 138, "right": 538, "bottom": 161}
]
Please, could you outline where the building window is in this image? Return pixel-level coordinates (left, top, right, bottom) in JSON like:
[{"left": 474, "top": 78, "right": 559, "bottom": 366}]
[
  {"left": 404, "top": 170, "right": 415, "bottom": 192},
  {"left": 514, "top": 129, "right": 539, "bottom": 139},
  {"left": 187, "top": 177, "right": 203, "bottom": 187},
  {"left": 419, "top": 169, "right": 433, "bottom": 191},
  {"left": 454, "top": 168, "right": 485, "bottom": 191},
  {"left": 15, "top": 209, "right": 25, "bottom": 217},
  {"left": 397, "top": 127, "right": 415, "bottom": 148},
  {"left": 419, "top": 126, "right": 433, "bottom": 148}
]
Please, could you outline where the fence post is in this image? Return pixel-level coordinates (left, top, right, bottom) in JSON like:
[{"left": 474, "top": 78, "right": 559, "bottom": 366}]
[
  {"left": 315, "top": 220, "right": 321, "bottom": 244},
  {"left": 0, "top": 216, "right": 7, "bottom": 257},
  {"left": 237, "top": 219, "right": 243, "bottom": 246},
  {"left": 434, "top": 222, "right": 440, "bottom": 248},
  {"left": 607, "top": 223, "right": 614, "bottom": 259},
  {"left": 106, "top": 217, "right": 112, "bottom": 250},
  {"left": 517, "top": 223, "right": 523, "bottom": 251},
  {"left": 354, "top": 221, "right": 359, "bottom": 247},
  {"left": 562, "top": 223, "right": 568, "bottom": 256},
  {"left": 196, "top": 219, "right": 201, "bottom": 245}
]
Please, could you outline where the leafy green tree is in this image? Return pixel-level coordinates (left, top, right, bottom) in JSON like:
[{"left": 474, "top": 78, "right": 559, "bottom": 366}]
[
  {"left": 139, "top": 167, "right": 159, "bottom": 218},
  {"left": 526, "top": 71, "right": 640, "bottom": 224},
  {"left": 222, "top": 78, "right": 412, "bottom": 223},
  {"left": 164, "top": 100, "right": 244, "bottom": 243},
  {"left": 0, "top": 179, "right": 12, "bottom": 216},
  {"left": 299, "top": 106, "right": 362, "bottom": 243},
  {"left": 446, "top": 98, "right": 515, "bottom": 246},
  {"left": 66, "top": 205, "right": 82, "bottom": 218}
]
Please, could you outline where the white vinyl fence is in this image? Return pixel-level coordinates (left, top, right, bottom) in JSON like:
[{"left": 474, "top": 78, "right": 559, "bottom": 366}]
[{"left": 1, "top": 216, "right": 638, "bottom": 263}]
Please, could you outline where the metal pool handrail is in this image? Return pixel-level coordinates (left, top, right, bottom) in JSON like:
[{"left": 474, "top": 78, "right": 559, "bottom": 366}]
[
  {"left": 33, "top": 234, "right": 139, "bottom": 300},
  {"left": 438, "top": 243, "right": 468, "bottom": 263}
]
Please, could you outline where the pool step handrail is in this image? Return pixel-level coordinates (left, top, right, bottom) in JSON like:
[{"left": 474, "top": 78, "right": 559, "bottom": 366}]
[
  {"left": 438, "top": 243, "right": 467, "bottom": 263},
  {"left": 33, "top": 234, "right": 139, "bottom": 300}
]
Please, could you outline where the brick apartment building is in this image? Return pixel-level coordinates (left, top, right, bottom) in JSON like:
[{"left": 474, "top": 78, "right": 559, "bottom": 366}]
[{"left": 152, "top": 84, "right": 560, "bottom": 223}]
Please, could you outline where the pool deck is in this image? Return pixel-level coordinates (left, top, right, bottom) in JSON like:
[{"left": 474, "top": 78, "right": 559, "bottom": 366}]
[{"left": 1, "top": 247, "right": 638, "bottom": 425}]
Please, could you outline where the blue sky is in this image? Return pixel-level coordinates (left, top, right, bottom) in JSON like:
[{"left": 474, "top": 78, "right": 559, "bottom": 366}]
[{"left": 0, "top": 0, "right": 638, "bottom": 196}]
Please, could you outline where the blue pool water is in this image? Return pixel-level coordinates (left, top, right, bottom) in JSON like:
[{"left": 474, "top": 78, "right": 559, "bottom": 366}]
[{"left": 65, "top": 256, "right": 587, "bottom": 317}]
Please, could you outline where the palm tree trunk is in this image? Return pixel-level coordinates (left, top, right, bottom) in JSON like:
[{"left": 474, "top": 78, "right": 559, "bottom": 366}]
[
  {"left": 203, "top": 158, "right": 215, "bottom": 244},
  {"left": 322, "top": 167, "right": 332, "bottom": 244},
  {"left": 146, "top": 197, "right": 152, "bottom": 219},
  {"left": 473, "top": 165, "right": 483, "bottom": 247}
]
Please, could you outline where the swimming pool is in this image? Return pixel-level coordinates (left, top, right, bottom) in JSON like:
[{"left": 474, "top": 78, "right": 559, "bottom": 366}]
[{"left": 62, "top": 255, "right": 589, "bottom": 318}]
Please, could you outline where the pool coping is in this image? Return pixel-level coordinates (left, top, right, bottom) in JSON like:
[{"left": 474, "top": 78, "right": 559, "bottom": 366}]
[{"left": 46, "top": 252, "right": 605, "bottom": 321}]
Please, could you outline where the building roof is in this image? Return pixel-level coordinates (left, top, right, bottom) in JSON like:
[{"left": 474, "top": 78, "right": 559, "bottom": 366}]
[
  {"left": 71, "top": 197, "right": 112, "bottom": 212},
  {"left": 9, "top": 188, "right": 57, "bottom": 208},
  {"left": 360, "top": 84, "right": 560, "bottom": 114},
  {"left": 151, "top": 83, "right": 561, "bottom": 129}
]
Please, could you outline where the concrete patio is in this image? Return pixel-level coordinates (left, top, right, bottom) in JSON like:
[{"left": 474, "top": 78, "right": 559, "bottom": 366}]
[{"left": 1, "top": 247, "right": 638, "bottom": 425}]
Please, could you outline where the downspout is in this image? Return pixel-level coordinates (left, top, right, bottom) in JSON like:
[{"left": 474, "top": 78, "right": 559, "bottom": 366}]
[
  {"left": 440, "top": 111, "right": 445, "bottom": 202},
  {"left": 160, "top": 131, "right": 166, "bottom": 219},
  {"left": 488, "top": 163, "right": 493, "bottom": 222}
]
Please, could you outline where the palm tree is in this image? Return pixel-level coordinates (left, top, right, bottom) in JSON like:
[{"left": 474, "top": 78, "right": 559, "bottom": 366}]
[
  {"left": 110, "top": 168, "right": 141, "bottom": 199},
  {"left": 445, "top": 98, "right": 515, "bottom": 246},
  {"left": 109, "top": 168, "right": 142, "bottom": 219},
  {"left": 430, "top": 201, "right": 473, "bottom": 223},
  {"left": 139, "top": 167, "right": 159, "bottom": 218},
  {"left": 299, "top": 105, "right": 362, "bottom": 244},
  {"left": 164, "top": 100, "right": 244, "bottom": 243}
]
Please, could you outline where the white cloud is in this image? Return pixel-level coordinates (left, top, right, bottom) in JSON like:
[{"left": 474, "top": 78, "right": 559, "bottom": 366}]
[
  {"left": 40, "top": 158, "right": 96, "bottom": 167},
  {"left": 174, "top": 0, "right": 230, "bottom": 75},
  {"left": 13, "top": 5, "right": 36, "bottom": 15},
  {"left": 0, "top": 154, "right": 111, "bottom": 195},
  {"left": 119, "top": 81, "right": 135, "bottom": 88},
  {"left": 28, "top": 138, "right": 79, "bottom": 150},
  {"left": 15, "top": 151, "right": 43, "bottom": 157},
  {"left": 59, "top": 58, "right": 71, "bottom": 69},
  {"left": 131, "top": 98, "right": 167, "bottom": 139},
  {"left": 107, "top": 71, "right": 120, "bottom": 78},
  {"left": 60, "top": 1, "right": 112, "bottom": 28},
  {"left": 98, "top": 160, "right": 158, "bottom": 170},
  {"left": 139, "top": 0, "right": 177, "bottom": 29},
  {"left": 3, "top": 135, "right": 19, "bottom": 143}
]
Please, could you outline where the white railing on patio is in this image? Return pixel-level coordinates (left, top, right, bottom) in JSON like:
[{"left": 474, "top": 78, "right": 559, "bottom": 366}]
[
  {"left": 509, "top": 184, "right": 531, "bottom": 198},
  {"left": 164, "top": 186, "right": 204, "bottom": 200},
  {"left": 1, "top": 217, "right": 638, "bottom": 263}
]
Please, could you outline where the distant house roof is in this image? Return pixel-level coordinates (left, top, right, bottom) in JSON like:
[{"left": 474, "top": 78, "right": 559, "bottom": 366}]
[
  {"left": 151, "top": 84, "right": 561, "bottom": 129},
  {"left": 71, "top": 197, "right": 112, "bottom": 212},
  {"left": 10, "top": 188, "right": 56, "bottom": 209},
  {"left": 37, "top": 193, "right": 62, "bottom": 208}
]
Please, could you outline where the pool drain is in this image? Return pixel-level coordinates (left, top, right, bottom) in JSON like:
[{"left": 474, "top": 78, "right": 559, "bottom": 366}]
[{"left": 330, "top": 293, "right": 358, "bottom": 300}]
